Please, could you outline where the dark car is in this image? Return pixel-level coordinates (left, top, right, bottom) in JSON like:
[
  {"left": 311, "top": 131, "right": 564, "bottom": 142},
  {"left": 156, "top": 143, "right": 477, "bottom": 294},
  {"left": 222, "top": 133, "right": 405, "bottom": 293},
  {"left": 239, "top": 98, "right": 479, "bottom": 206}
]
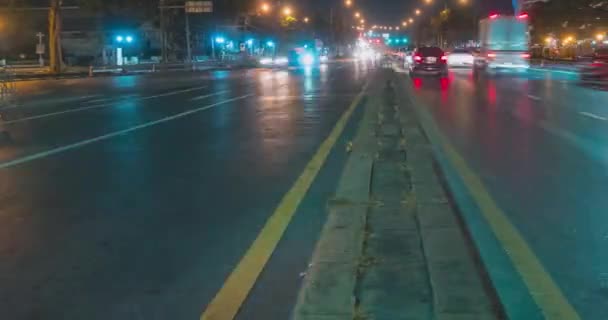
[
  {"left": 593, "top": 48, "right": 608, "bottom": 61},
  {"left": 409, "top": 47, "right": 448, "bottom": 76},
  {"left": 581, "top": 48, "right": 608, "bottom": 84}
]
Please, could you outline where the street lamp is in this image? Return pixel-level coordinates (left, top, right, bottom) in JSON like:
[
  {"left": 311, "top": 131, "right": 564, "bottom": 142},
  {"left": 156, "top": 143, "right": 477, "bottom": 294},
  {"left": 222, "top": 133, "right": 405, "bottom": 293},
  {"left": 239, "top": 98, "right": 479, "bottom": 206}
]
[
  {"left": 355, "top": 12, "right": 360, "bottom": 18},
  {"left": 345, "top": 0, "right": 352, "bottom": 7},
  {"left": 260, "top": 3, "right": 271, "bottom": 13},
  {"left": 408, "top": 18, "right": 414, "bottom": 23},
  {"left": 402, "top": 21, "right": 407, "bottom": 26},
  {"left": 304, "top": 17, "right": 310, "bottom": 23},
  {"left": 282, "top": 6, "right": 292, "bottom": 16},
  {"left": 597, "top": 33, "right": 605, "bottom": 41},
  {"left": 415, "top": 9, "right": 421, "bottom": 15},
  {"left": 425, "top": 0, "right": 432, "bottom": 3},
  {"left": 459, "top": 0, "right": 468, "bottom": 4},
  {"left": 360, "top": 19, "right": 365, "bottom": 24}
]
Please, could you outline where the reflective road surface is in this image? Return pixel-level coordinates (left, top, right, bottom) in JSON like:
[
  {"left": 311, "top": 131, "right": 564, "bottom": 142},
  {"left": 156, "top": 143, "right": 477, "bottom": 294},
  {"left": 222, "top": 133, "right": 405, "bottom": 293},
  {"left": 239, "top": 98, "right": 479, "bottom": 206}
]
[
  {"left": 3, "top": 61, "right": 608, "bottom": 319},
  {"left": 406, "top": 68, "right": 608, "bottom": 320},
  {"left": 0, "top": 64, "right": 371, "bottom": 319}
]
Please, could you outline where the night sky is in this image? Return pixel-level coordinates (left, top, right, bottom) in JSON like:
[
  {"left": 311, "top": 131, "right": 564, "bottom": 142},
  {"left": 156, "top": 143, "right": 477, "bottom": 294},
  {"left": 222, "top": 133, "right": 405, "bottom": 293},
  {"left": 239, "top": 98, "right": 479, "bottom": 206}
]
[{"left": 343, "top": 0, "right": 515, "bottom": 26}]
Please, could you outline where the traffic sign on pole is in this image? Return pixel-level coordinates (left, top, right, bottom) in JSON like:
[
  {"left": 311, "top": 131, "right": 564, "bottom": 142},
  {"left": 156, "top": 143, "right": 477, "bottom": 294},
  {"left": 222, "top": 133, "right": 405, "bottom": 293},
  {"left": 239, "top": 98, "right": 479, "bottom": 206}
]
[{"left": 185, "top": 1, "right": 212, "bottom": 13}]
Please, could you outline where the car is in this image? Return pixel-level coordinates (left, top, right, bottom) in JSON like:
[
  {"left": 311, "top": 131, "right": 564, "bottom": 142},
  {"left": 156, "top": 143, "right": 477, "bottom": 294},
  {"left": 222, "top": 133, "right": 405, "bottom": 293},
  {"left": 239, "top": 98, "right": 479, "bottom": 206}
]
[
  {"left": 581, "top": 48, "right": 608, "bottom": 85},
  {"left": 446, "top": 48, "right": 474, "bottom": 67},
  {"left": 409, "top": 47, "right": 448, "bottom": 76},
  {"left": 593, "top": 47, "right": 608, "bottom": 61}
]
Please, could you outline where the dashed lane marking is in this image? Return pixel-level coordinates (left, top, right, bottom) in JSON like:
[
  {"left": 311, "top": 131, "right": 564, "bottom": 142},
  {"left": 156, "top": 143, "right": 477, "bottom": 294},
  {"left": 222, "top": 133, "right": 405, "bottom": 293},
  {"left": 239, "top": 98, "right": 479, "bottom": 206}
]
[
  {"left": 0, "top": 95, "right": 252, "bottom": 170},
  {"left": 403, "top": 79, "right": 582, "bottom": 320},
  {"left": 3, "top": 85, "right": 211, "bottom": 124},
  {"left": 579, "top": 112, "right": 608, "bottom": 121},
  {"left": 190, "top": 91, "right": 229, "bottom": 101}
]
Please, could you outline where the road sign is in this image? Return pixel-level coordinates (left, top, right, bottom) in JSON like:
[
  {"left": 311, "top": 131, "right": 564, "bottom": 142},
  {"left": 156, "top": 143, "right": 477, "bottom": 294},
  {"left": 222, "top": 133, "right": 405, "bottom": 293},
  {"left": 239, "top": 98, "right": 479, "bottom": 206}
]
[
  {"left": 185, "top": 1, "right": 212, "bottom": 13},
  {"left": 36, "top": 44, "right": 46, "bottom": 55}
]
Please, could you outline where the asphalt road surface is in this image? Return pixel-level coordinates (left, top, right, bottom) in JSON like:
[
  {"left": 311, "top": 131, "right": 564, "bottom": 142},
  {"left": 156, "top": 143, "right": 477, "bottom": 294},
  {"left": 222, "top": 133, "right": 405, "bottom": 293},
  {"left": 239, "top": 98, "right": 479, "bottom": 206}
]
[
  {"left": 3, "top": 62, "right": 608, "bottom": 320},
  {"left": 0, "top": 63, "right": 371, "bottom": 320},
  {"left": 406, "top": 67, "right": 608, "bottom": 320}
]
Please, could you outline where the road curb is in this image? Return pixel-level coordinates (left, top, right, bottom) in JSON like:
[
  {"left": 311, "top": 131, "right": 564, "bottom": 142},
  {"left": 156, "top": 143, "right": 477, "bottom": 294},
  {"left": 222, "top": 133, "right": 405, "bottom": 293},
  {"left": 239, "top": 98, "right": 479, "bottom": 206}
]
[
  {"left": 291, "top": 77, "right": 377, "bottom": 320},
  {"left": 392, "top": 70, "right": 580, "bottom": 319},
  {"left": 293, "top": 69, "right": 500, "bottom": 320}
]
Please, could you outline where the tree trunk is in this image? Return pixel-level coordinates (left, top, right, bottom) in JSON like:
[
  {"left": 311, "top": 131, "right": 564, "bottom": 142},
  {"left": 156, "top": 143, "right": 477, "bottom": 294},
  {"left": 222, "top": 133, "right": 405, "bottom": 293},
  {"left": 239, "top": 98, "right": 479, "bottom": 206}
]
[{"left": 49, "top": 0, "right": 63, "bottom": 74}]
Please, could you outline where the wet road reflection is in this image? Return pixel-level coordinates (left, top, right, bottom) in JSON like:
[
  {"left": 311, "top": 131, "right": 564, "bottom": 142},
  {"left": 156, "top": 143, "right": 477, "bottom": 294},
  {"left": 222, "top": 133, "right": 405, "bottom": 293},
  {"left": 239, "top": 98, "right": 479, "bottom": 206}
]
[
  {"left": 0, "top": 63, "right": 370, "bottom": 320},
  {"left": 407, "top": 68, "right": 608, "bottom": 319}
]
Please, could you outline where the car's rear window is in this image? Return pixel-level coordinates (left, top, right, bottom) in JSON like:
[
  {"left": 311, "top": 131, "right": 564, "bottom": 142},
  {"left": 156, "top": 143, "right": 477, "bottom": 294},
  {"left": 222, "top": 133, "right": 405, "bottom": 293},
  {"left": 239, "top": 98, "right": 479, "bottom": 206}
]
[
  {"left": 418, "top": 47, "right": 444, "bottom": 56},
  {"left": 452, "top": 49, "right": 470, "bottom": 54}
]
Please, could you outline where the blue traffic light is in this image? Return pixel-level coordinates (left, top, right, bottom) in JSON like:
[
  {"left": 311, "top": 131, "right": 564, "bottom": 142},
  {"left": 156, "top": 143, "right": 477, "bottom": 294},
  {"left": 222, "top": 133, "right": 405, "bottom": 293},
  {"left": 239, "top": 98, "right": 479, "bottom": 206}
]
[
  {"left": 126, "top": 36, "right": 133, "bottom": 43},
  {"left": 215, "top": 37, "right": 226, "bottom": 44},
  {"left": 116, "top": 36, "right": 124, "bottom": 43}
]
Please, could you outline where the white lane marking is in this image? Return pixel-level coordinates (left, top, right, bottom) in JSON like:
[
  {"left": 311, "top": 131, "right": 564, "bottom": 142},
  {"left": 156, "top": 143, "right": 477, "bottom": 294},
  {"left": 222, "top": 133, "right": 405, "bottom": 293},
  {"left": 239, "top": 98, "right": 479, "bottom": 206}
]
[
  {"left": 87, "top": 97, "right": 115, "bottom": 103},
  {"left": 4, "top": 86, "right": 211, "bottom": 125},
  {"left": 190, "top": 91, "right": 229, "bottom": 101},
  {"left": 529, "top": 68, "right": 578, "bottom": 76},
  {"left": 539, "top": 120, "right": 608, "bottom": 165},
  {"left": 579, "top": 112, "right": 608, "bottom": 121},
  {"left": 527, "top": 94, "right": 541, "bottom": 101},
  {"left": 0, "top": 95, "right": 253, "bottom": 170}
]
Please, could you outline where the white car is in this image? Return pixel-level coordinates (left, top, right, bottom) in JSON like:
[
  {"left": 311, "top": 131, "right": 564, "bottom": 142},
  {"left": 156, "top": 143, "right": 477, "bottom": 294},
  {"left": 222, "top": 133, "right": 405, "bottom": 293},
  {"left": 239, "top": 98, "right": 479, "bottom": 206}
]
[{"left": 447, "top": 48, "right": 475, "bottom": 67}]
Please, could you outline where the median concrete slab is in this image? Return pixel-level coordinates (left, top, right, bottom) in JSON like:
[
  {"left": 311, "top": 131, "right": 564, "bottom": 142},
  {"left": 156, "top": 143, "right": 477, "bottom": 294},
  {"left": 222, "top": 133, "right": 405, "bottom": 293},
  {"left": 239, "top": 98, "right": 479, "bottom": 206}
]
[{"left": 293, "top": 69, "right": 500, "bottom": 320}]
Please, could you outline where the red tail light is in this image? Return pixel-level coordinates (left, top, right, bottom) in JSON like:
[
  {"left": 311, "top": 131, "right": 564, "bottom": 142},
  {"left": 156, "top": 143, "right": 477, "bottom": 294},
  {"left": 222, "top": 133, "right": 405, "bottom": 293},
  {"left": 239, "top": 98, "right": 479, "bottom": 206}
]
[
  {"left": 489, "top": 13, "right": 499, "bottom": 19},
  {"left": 441, "top": 55, "right": 448, "bottom": 62},
  {"left": 518, "top": 13, "right": 529, "bottom": 19},
  {"left": 521, "top": 53, "right": 531, "bottom": 59},
  {"left": 414, "top": 55, "right": 422, "bottom": 62},
  {"left": 487, "top": 53, "right": 496, "bottom": 58}
]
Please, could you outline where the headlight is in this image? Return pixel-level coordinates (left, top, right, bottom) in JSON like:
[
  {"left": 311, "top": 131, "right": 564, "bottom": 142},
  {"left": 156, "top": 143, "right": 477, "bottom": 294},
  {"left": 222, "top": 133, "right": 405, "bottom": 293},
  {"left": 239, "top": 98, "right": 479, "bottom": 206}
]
[
  {"left": 274, "top": 57, "right": 289, "bottom": 65},
  {"left": 301, "top": 54, "right": 315, "bottom": 66},
  {"left": 259, "top": 58, "right": 273, "bottom": 65},
  {"left": 320, "top": 55, "right": 328, "bottom": 63}
]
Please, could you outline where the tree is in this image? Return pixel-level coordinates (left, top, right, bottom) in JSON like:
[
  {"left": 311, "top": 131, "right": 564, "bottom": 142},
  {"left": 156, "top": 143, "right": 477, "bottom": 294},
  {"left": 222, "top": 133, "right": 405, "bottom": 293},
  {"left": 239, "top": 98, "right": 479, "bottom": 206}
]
[{"left": 528, "top": 0, "right": 608, "bottom": 42}]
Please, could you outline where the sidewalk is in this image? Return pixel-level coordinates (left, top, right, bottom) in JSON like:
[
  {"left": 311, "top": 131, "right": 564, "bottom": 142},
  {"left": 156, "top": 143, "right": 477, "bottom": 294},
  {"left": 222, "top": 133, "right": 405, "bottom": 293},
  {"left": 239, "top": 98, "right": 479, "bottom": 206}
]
[
  {"left": 2, "top": 62, "right": 225, "bottom": 82},
  {"left": 292, "top": 69, "right": 501, "bottom": 320}
]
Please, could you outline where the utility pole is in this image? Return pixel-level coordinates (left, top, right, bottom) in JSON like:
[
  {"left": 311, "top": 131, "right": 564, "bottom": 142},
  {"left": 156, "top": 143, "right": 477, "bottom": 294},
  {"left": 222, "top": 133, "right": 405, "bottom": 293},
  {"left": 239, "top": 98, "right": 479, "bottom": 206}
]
[
  {"left": 185, "top": 11, "right": 192, "bottom": 62},
  {"left": 49, "top": 0, "right": 62, "bottom": 74},
  {"left": 160, "top": 0, "right": 167, "bottom": 63},
  {"left": 0, "top": 4, "right": 75, "bottom": 74}
]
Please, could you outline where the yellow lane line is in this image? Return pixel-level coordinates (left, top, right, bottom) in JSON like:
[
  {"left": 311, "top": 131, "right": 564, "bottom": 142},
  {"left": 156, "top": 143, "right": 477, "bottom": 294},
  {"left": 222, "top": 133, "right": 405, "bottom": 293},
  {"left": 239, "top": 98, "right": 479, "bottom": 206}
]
[
  {"left": 411, "top": 91, "right": 581, "bottom": 320},
  {"left": 200, "top": 86, "right": 368, "bottom": 320}
]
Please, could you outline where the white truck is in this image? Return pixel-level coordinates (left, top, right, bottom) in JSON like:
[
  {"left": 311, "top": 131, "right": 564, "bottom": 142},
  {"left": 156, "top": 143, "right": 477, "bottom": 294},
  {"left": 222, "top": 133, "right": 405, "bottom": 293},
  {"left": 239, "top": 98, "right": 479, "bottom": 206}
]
[{"left": 475, "top": 13, "right": 530, "bottom": 71}]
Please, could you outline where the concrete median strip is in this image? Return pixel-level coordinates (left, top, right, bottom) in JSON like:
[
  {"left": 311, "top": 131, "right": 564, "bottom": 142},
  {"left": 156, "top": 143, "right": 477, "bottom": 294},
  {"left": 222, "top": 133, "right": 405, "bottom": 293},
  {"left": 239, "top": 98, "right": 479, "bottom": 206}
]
[
  {"left": 293, "top": 70, "right": 498, "bottom": 320},
  {"left": 199, "top": 83, "right": 368, "bottom": 320},
  {"left": 395, "top": 72, "right": 582, "bottom": 320}
]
